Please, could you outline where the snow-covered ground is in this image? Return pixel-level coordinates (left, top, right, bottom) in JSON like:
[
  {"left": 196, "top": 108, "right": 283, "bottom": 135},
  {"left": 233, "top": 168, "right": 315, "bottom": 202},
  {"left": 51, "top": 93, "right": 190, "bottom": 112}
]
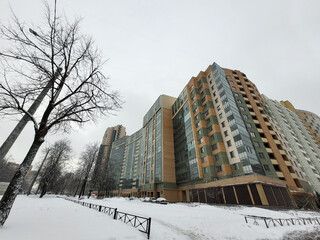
[{"left": 1, "top": 195, "right": 320, "bottom": 240}]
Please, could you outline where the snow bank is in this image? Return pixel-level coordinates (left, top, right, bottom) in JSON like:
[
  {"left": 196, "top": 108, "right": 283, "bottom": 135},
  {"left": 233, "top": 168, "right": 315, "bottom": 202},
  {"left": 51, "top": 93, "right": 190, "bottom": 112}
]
[
  {"left": 0, "top": 195, "right": 145, "bottom": 240},
  {"left": 1, "top": 195, "right": 320, "bottom": 240}
]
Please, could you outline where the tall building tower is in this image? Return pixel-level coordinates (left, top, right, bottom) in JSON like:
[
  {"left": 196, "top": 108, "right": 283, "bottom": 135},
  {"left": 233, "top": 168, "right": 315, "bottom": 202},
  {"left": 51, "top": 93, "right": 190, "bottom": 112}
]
[
  {"left": 139, "top": 95, "right": 177, "bottom": 199},
  {"left": 222, "top": 65, "right": 307, "bottom": 199},
  {"left": 171, "top": 63, "right": 295, "bottom": 206},
  {"left": 91, "top": 125, "right": 126, "bottom": 194},
  {"left": 264, "top": 96, "right": 320, "bottom": 194}
]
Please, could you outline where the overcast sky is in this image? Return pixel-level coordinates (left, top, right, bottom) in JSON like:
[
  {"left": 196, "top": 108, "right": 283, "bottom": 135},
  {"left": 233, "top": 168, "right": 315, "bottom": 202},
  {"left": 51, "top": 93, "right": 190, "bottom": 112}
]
[{"left": 0, "top": 0, "right": 319, "bottom": 167}]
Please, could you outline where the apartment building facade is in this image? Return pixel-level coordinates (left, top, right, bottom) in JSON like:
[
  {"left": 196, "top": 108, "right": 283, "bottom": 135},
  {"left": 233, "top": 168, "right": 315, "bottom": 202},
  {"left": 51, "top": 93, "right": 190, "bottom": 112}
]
[
  {"left": 263, "top": 96, "right": 320, "bottom": 193},
  {"left": 101, "top": 62, "right": 320, "bottom": 208}
]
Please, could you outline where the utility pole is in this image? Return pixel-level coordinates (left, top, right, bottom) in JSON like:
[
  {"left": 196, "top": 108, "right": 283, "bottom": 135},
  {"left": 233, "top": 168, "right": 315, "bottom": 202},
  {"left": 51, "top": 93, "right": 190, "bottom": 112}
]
[
  {"left": 0, "top": 28, "right": 61, "bottom": 162},
  {"left": 26, "top": 149, "right": 50, "bottom": 196}
]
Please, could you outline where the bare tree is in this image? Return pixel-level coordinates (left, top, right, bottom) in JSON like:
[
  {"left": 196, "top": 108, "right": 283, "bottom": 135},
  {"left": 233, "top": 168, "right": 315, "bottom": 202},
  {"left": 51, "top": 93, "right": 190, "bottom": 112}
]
[
  {"left": 74, "top": 143, "right": 98, "bottom": 198},
  {"left": 38, "top": 140, "right": 71, "bottom": 198},
  {"left": 0, "top": 1, "right": 121, "bottom": 226}
]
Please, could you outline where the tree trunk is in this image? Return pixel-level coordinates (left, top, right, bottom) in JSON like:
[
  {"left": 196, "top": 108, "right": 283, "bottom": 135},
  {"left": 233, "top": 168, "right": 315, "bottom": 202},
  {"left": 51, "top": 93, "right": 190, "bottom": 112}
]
[{"left": 0, "top": 137, "right": 44, "bottom": 226}]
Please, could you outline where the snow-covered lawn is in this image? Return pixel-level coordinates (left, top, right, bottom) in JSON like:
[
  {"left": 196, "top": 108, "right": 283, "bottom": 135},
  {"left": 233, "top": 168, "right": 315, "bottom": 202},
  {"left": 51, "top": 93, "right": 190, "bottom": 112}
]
[{"left": 1, "top": 195, "right": 320, "bottom": 240}]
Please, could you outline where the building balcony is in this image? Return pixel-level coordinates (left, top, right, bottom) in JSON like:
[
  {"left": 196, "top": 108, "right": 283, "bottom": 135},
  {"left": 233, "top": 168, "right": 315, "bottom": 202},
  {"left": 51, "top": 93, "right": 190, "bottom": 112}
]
[
  {"left": 253, "top": 119, "right": 259, "bottom": 124},
  {"left": 266, "top": 148, "right": 273, "bottom": 153},
  {"left": 276, "top": 172, "right": 284, "bottom": 178},
  {"left": 257, "top": 128, "right": 264, "bottom": 133},
  {"left": 271, "top": 159, "right": 278, "bottom": 165},
  {"left": 279, "top": 149, "right": 286, "bottom": 155},
  {"left": 274, "top": 140, "right": 281, "bottom": 144},
  {"left": 291, "top": 173, "right": 298, "bottom": 179},
  {"left": 261, "top": 137, "right": 268, "bottom": 143},
  {"left": 285, "top": 161, "right": 292, "bottom": 166},
  {"left": 269, "top": 130, "right": 276, "bottom": 135},
  {"left": 250, "top": 111, "right": 256, "bottom": 116}
]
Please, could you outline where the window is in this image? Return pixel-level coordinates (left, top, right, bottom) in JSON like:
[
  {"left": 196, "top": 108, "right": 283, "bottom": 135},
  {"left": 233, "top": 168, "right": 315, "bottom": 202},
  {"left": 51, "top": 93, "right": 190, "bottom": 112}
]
[
  {"left": 198, "top": 138, "right": 203, "bottom": 144},
  {"left": 253, "top": 141, "right": 260, "bottom": 147},
  {"left": 195, "top": 114, "right": 199, "bottom": 120},
  {"left": 227, "top": 140, "right": 232, "bottom": 147},
  {"left": 207, "top": 126, "right": 213, "bottom": 132},
  {"left": 230, "top": 81, "right": 234, "bottom": 85},
  {"left": 197, "top": 130, "right": 201, "bottom": 135},
  {"left": 201, "top": 97, "right": 206, "bottom": 103},
  {"left": 232, "top": 87, "right": 236, "bottom": 90},
  {"left": 243, "top": 114, "right": 248, "bottom": 119},
  {"left": 204, "top": 110, "right": 209, "bottom": 116},
  {"left": 211, "top": 86, "right": 215, "bottom": 91},
  {"left": 234, "top": 93, "right": 239, "bottom": 97},
  {"left": 209, "top": 80, "right": 212, "bottom": 85},
  {"left": 200, "top": 91, "right": 204, "bottom": 96},
  {"left": 221, "top": 121, "right": 226, "bottom": 128},
  {"left": 237, "top": 99, "right": 242, "bottom": 104},
  {"left": 240, "top": 107, "right": 245, "bottom": 111},
  {"left": 195, "top": 122, "right": 200, "bottom": 128},
  {"left": 234, "top": 163, "right": 239, "bottom": 170},
  {"left": 216, "top": 166, "right": 222, "bottom": 172},
  {"left": 200, "top": 147, "right": 205, "bottom": 153},
  {"left": 224, "top": 130, "right": 229, "bottom": 137},
  {"left": 246, "top": 123, "right": 252, "bottom": 128},
  {"left": 210, "top": 135, "right": 215, "bottom": 141},
  {"left": 203, "top": 167, "right": 208, "bottom": 173},
  {"left": 211, "top": 144, "right": 217, "bottom": 151},
  {"left": 219, "top": 113, "right": 223, "bottom": 119},
  {"left": 201, "top": 157, "right": 207, "bottom": 163},
  {"left": 227, "top": 75, "right": 231, "bottom": 79},
  {"left": 230, "top": 151, "right": 235, "bottom": 158},
  {"left": 217, "top": 105, "right": 221, "bottom": 111},
  {"left": 264, "top": 164, "right": 270, "bottom": 171},
  {"left": 215, "top": 98, "right": 218, "bottom": 103},
  {"left": 214, "top": 154, "right": 220, "bottom": 161},
  {"left": 258, "top": 152, "right": 265, "bottom": 159},
  {"left": 250, "top": 132, "right": 256, "bottom": 137}
]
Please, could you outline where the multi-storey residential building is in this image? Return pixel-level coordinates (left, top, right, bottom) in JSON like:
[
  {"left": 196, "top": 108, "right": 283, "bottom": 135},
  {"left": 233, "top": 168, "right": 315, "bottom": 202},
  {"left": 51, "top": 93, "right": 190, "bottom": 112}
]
[
  {"left": 264, "top": 96, "right": 320, "bottom": 194},
  {"left": 297, "top": 110, "right": 320, "bottom": 148},
  {"left": 91, "top": 125, "right": 126, "bottom": 192},
  {"left": 281, "top": 101, "right": 320, "bottom": 148},
  {"left": 100, "top": 62, "right": 320, "bottom": 208}
]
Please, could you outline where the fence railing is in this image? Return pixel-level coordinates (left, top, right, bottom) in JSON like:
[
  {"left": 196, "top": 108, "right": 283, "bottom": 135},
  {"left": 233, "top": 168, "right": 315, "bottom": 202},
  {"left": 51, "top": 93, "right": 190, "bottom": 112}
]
[
  {"left": 244, "top": 214, "right": 320, "bottom": 228},
  {"left": 58, "top": 196, "right": 151, "bottom": 239}
]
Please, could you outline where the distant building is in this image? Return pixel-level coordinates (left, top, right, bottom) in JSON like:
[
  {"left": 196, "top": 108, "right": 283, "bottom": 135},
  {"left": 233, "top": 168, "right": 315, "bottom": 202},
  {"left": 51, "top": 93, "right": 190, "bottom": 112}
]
[{"left": 90, "top": 125, "right": 126, "bottom": 193}]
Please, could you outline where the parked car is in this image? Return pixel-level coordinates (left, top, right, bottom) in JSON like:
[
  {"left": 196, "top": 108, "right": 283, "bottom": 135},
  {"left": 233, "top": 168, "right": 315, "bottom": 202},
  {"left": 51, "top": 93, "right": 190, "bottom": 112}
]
[
  {"left": 143, "top": 197, "right": 151, "bottom": 202},
  {"left": 156, "top": 198, "right": 168, "bottom": 204}
]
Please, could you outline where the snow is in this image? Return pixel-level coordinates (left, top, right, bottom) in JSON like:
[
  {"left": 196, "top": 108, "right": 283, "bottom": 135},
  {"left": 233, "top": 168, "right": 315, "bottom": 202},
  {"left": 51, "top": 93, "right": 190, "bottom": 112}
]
[{"left": 1, "top": 195, "right": 320, "bottom": 240}]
